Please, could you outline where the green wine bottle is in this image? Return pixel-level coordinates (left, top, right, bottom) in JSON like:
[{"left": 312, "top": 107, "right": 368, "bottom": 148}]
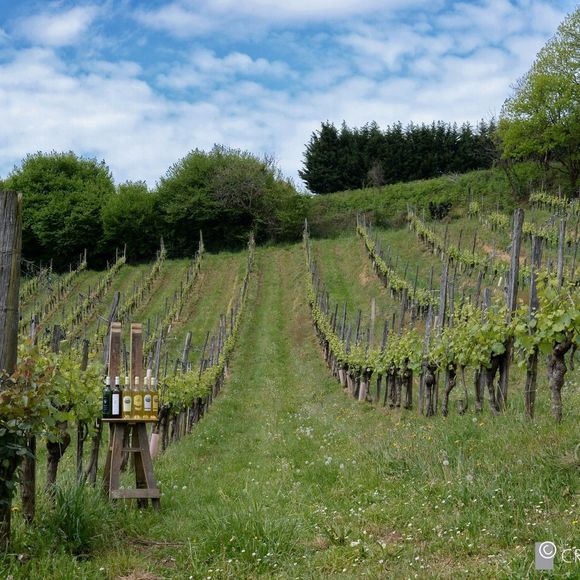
[{"left": 102, "top": 376, "right": 112, "bottom": 418}]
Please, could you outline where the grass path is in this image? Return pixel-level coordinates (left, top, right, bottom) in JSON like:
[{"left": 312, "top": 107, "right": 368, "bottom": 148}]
[{"left": 4, "top": 245, "right": 578, "bottom": 579}]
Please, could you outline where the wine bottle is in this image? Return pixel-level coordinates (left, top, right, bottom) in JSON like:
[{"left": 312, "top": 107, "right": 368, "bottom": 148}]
[
  {"left": 132, "top": 376, "right": 143, "bottom": 419},
  {"left": 122, "top": 374, "right": 132, "bottom": 418},
  {"left": 111, "top": 376, "right": 122, "bottom": 418},
  {"left": 151, "top": 377, "right": 159, "bottom": 419},
  {"left": 102, "top": 376, "right": 112, "bottom": 418},
  {"left": 143, "top": 371, "right": 152, "bottom": 420}
]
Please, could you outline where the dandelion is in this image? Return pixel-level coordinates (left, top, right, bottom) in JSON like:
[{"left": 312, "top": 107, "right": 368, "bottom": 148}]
[{"left": 442, "top": 459, "right": 450, "bottom": 466}]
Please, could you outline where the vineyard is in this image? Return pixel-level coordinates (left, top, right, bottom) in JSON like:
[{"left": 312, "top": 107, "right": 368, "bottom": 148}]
[{"left": 0, "top": 188, "right": 579, "bottom": 578}]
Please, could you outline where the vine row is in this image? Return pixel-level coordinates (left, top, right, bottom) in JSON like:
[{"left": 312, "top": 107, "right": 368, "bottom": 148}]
[
  {"left": 55, "top": 251, "right": 127, "bottom": 343},
  {"left": 19, "top": 255, "right": 88, "bottom": 338},
  {"left": 357, "top": 216, "right": 436, "bottom": 311},
  {"left": 305, "top": 220, "right": 578, "bottom": 422},
  {"left": 154, "top": 234, "right": 255, "bottom": 449},
  {"left": 143, "top": 236, "right": 205, "bottom": 354}
]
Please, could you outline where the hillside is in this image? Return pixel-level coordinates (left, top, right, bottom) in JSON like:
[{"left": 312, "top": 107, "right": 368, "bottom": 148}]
[{"left": 3, "top": 182, "right": 579, "bottom": 577}]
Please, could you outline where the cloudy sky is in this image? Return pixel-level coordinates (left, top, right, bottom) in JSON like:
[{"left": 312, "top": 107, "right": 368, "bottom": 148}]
[{"left": 0, "top": 0, "right": 575, "bottom": 189}]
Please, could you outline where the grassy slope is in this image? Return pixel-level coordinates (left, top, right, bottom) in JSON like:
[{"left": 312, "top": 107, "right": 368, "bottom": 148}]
[
  {"left": 167, "top": 251, "right": 247, "bottom": 365},
  {"left": 306, "top": 167, "right": 518, "bottom": 238},
  {"left": 313, "top": 235, "right": 401, "bottom": 344},
  {"left": 4, "top": 244, "right": 577, "bottom": 579}
]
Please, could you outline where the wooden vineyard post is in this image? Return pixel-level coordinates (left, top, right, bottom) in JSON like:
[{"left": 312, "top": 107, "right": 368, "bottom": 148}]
[
  {"left": 557, "top": 218, "right": 566, "bottom": 288},
  {"left": 102, "top": 322, "right": 160, "bottom": 510},
  {"left": 525, "top": 236, "right": 542, "bottom": 419},
  {"left": 0, "top": 190, "right": 22, "bottom": 549},
  {"left": 0, "top": 191, "right": 21, "bottom": 374},
  {"left": 497, "top": 208, "right": 523, "bottom": 410}
]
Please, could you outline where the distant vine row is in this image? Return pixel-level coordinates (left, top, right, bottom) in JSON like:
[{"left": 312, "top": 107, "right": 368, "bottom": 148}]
[
  {"left": 92, "top": 243, "right": 167, "bottom": 352},
  {"left": 529, "top": 191, "right": 580, "bottom": 217},
  {"left": 19, "top": 256, "right": 87, "bottom": 337},
  {"left": 143, "top": 237, "right": 205, "bottom": 354},
  {"left": 154, "top": 233, "right": 255, "bottom": 450},
  {"left": 357, "top": 217, "right": 436, "bottom": 310},
  {"left": 56, "top": 251, "right": 127, "bottom": 343}
]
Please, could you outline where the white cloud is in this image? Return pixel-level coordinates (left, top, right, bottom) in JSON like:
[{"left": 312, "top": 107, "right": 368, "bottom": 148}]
[
  {"left": 0, "top": 0, "right": 576, "bottom": 192},
  {"left": 133, "top": 4, "right": 215, "bottom": 38},
  {"left": 158, "top": 49, "right": 294, "bottom": 90},
  {"left": 14, "top": 5, "right": 99, "bottom": 47},
  {"left": 342, "top": 25, "right": 454, "bottom": 74},
  {"left": 134, "top": 0, "right": 436, "bottom": 37}
]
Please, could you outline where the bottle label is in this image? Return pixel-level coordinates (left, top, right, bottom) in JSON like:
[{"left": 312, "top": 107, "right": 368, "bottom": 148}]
[
  {"left": 133, "top": 394, "right": 143, "bottom": 417},
  {"left": 144, "top": 394, "right": 152, "bottom": 412},
  {"left": 112, "top": 393, "right": 120, "bottom": 416},
  {"left": 123, "top": 395, "right": 132, "bottom": 414},
  {"left": 102, "top": 394, "right": 111, "bottom": 417},
  {"left": 152, "top": 394, "right": 159, "bottom": 415}
]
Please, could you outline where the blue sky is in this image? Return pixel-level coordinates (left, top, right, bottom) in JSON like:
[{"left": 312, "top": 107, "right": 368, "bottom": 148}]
[{"left": 0, "top": 0, "right": 575, "bottom": 189}]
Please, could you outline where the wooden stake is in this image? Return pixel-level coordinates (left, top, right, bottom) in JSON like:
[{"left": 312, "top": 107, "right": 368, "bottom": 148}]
[
  {"left": 525, "top": 236, "right": 542, "bottom": 419},
  {"left": 557, "top": 218, "right": 566, "bottom": 288},
  {"left": 369, "top": 298, "right": 376, "bottom": 347},
  {"left": 498, "top": 208, "right": 524, "bottom": 409},
  {"left": 0, "top": 191, "right": 22, "bottom": 374}
]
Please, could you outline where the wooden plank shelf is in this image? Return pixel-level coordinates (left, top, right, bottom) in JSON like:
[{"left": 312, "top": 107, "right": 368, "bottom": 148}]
[
  {"left": 102, "top": 322, "right": 160, "bottom": 510},
  {"left": 111, "top": 489, "right": 161, "bottom": 500},
  {"left": 102, "top": 418, "right": 157, "bottom": 423}
]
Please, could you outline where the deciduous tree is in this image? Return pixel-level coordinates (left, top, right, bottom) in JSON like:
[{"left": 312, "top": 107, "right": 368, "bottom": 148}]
[{"left": 498, "top": 8, "right": 580, "bottom": 193}]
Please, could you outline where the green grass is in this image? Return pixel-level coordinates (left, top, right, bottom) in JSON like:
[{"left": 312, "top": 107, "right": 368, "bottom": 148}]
[
  {"left": 167, "top": 251, "right": 247, "bottom": 365},
  {"left": 3, "top": 244, "right": 578, "bottom": 579},
  {"left": 306, "top": 166, "right": 523, "bottom": 238},
  {"left": 312, "top": 235, "right": 400, "bottom": 341}
]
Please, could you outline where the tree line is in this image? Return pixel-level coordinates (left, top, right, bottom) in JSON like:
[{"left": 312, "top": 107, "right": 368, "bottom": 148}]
[
  {"left": 299, "top": 120, "right": 497, "bottom": 194},
  {"left": 2, "top": 147, "right": 304, "bottom": 270}
]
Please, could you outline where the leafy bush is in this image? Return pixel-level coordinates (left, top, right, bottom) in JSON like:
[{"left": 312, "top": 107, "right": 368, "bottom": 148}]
[
  {"left": 428, "top": 200, "right": 452, "bottom": 220},
  {"left": 4, "top": 151, "right": 114, "bottom": 269},
  {"left": 102, "top": 181, "right": 160, "bottom": 260},
  {"left": 156, "top": 146, "right": 304, "bottom": 254}
]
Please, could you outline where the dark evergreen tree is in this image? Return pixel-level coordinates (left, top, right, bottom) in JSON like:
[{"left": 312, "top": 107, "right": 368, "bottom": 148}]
[
  {"left": 299, "top": 122, "right": 344, "bottom": 194},
  {"left": 301, "top": 119, "right": 497, "bottom": 194}
]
